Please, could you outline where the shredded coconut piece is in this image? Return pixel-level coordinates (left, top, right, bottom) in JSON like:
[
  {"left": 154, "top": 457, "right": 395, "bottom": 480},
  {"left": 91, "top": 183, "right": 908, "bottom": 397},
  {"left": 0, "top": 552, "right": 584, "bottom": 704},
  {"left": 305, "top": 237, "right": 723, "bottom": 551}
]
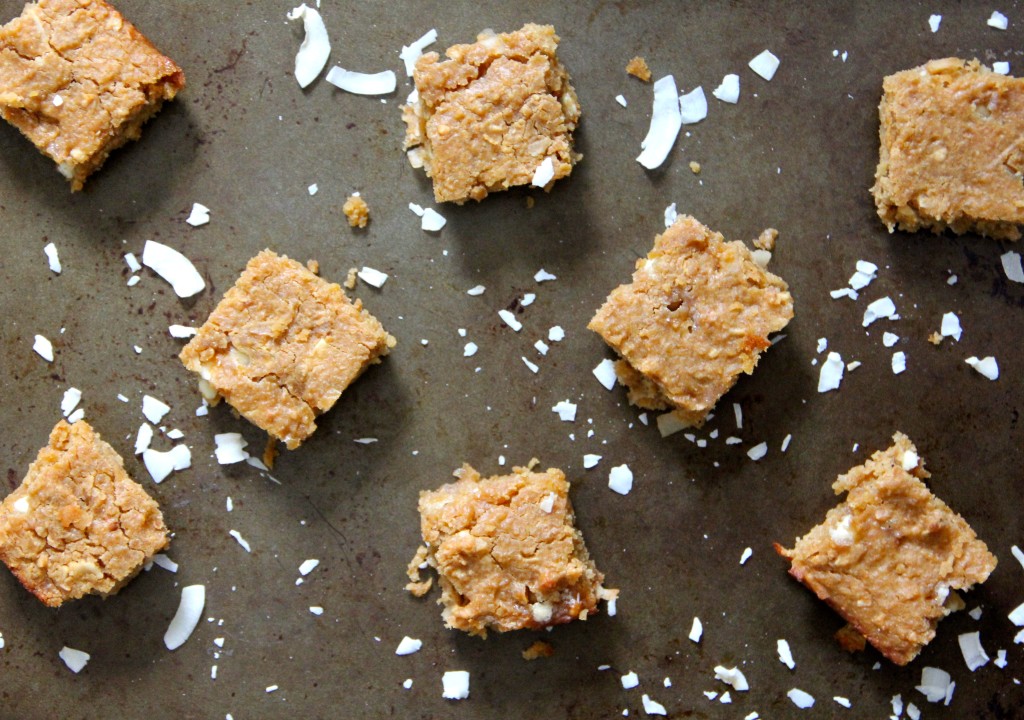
[
  {"left": 834, "top": 696, "right": 852, "bottom": 708},
  {"left": 621, "top": 671, "right": 639, "bottom": 689},
  {"left": 534, "top": 269, "right": 557, "bottom": 282},
  {"left": 1013, "top": 544, "right": 1024, "bottom": 570},
  {"left": 498, "top": 310, "right": 522, "bottom": 331},
  {"left": 916, "top": 666, "right": 953, "bottom": 703},
  {"left": 228, "top": 530, "right": 251, "bottom": 552},
  {"left": 929, "top": 14, "right": 942, "bottom": 32},
  {"left": 164, "top": 585, "right": 205, "bottom": 650},
  {"left": 637, "top": 75, "right": 682, "bottom": 169},
  {"left": 441, "top": 670, "right": 470, "bottom": 700},
  {"left": 781, "top": 433, "right": 792, "bottom": 452},
  {"left": 863, "top": 296, "right": 897, "bottom": 326},
  {"left": 777, "top": 639, "right": 795, "bottom": 669},
  {"left": 748, "top": 50, "right": 780, "bottom": 80},
  {"left": 552, "top": 400, "right": 577, "bottom": 422},
  {"left": 583, "top": 454, "right": 601, "bottom": 469},
  {"left": 33, "top": 334, "right": 53, "bottom": 362},
  {"left": 61, "top": 387, "right": 82, "bottom": 417},
  {"left": 185, "top": 202, "right": 210, "bottom": 227},
  {"left": 739, "top": 547, "right": 753, "bottom": 564},
  {"left": 641, "top": 694, "right": 667, "bottom": 716},
  {"left": 521, "top": 293, "right": 536, "bottom": 307},
  {"left": 548, "top": 326, "right": 565, "bottom": 342},
  {"left": 940, "top": 312, "right": 962, "bottom": 341},
  {"left": 59, "top": 646, "right": 90, "bottom": 673},
  {"left": 124, "top": 253, "right": 141, "bottom": 272},
  {"left": 420, "top": 207, "right": 447, "bottom": 231},
  {"left": 463, "top": 342, "right": 478, "bottom": 357},
  {"left": 135, "top": 423, "right": 154, "bottom": 455},
  {"left": 892, "top": 351, "right": 906, "bottom": 375},
  {"left": 678, "top": 86, "right": 708, "bottom": 124},
  {"left": 712, "top": 74, "right": 740, "bottom": 103},
  {"left": 466, "top": 285, "right": 485, "bottom": 296},
  {"left": 993, "top": 61, "right": 1010, "bottom": 75},
  {"left": 689, "top": 617, "right": 703, "bottom": 642},
  {"left": 965, "top": 356, "right": 999, "bottom": 380},
  {"left": 830, "top": 287, "right": 858, "bottom": 300},
  {"left": 747, "top": 442, "right": 768, "bottom": 461},
  {"left": 593, "top": 359, "right": 618, "bottom": 390},
  {"left": 521, "top": 357, "right": 539, "bottom": 373},
  {"left": 664, "top": 202, "right": 678, "bottom": 228},
  {"left": 787, "top": 688, "right": 815, "bottom": 708},
  {"left": 608, "top": 464, "right": 634, "bottom": 495},
  {"left": 395, "top": 636, "right": 422, "bottom": 656},
  {"left": 1009, "top": 602, "right": 1024, "bottom": 626},
  {"left": 988, "top": 10, "right": 1009, "bottom": 29},
  {"left": 534, "top": 340, "right": 548, "bottom": 355},
  {"left": 43, "top": 242, "right": 61, "bottom": 274},
  {"left": 883, "top": 332, "right": 899, "bottom": 348},
  {"left": 615, "top": 94, "right": 627, "bottom": 107},
  {"left": 287, "top": 4, "right": 330, "bottom": 88},
  {"left": 214, "top": 433, "right": 249, "bottom": 464},
  {"left": 142, "top": 240, "right": 205, "bottom": 298},
  {"left": 714, "top": 666, "right": 748, "bottom": 691},
  {"left": 400, "top": 28, "right": 437, "bottom": 76},
  {"left": 357, "top": 267, "right": 388, "bottom": 288},
  {"left": 169, "top": 324, "right": 198, "bottom": 338},
  {"left": 326, "top": 66, "right": 396, "bottom": 95},
  {"left": 849, "top": 260, "right": 877, "bottom": 290},
  {"left": 153, "top": 554, "right": 178, "bottom": 573},
  {"left": 531, "top": 157, "right": 555, "bottom": 187},
  {"left": 817, "top": 352, "right": 844, "bottom": 392},
  {"left": 142, "top": 395, "right": 171, "bottom": 424},
  {"left": 958, "top": 632, "right": 990, "bottom": 671},
  {"left": 1001, "top": 251, "right": 1024, "bottom": 283},
  {"left": 142, "top": 445, "right": 191, "bottom": 484}
]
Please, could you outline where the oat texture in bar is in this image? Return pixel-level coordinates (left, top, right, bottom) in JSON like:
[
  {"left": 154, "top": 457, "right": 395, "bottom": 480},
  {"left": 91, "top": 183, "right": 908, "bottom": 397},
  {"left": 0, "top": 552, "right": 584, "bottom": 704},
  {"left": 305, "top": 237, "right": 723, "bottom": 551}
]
[
  {"left": 0, "top": 0, "right": 185, "bottom": 190},
  {"left": 588, "top": 215, "right": 794, "bottom": 428},
  {"left": 872, "top": 58, "right": 1024, "bottom": 240},
  {"left": 775, "top": 433, "right": 997, "bottom": 666},
  {"left": 179, "top": 250, "right": 395, "bottom": 450},
  {"left": 0, "top": 420, "right": 169, "bottom": 607},
  {"left": 402, "top": 23, "right": 580, "bottom": 203},
  {"left": 410, "top": 463, "right": 608, "bottom": 637}
]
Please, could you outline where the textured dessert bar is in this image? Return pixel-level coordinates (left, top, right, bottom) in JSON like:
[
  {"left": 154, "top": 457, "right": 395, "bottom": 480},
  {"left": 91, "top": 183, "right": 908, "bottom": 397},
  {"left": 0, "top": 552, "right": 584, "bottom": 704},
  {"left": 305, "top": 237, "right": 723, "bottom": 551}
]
[
  {"left": 776, "top": 433, "right": 997, "bottom": 665},
  {"left": 179, "top": 250, "right": 395, "bottom": 450},
  {"left": 402, "top": 23, "right": 580, "bottom": 203},
  {"left": 588, "top": 215, "right": 793, "bottom": 427},
  {"left": 410, "top": 463, "right": 607, "bottom": 637},
  {"left": 872, "top": 57, "right": 1024, "bottom": 240},
  {"left": 0, "top": 420, "right": 169, "bottom": 607},
  {"left": 0, "top": 0, "right": 185, "bottom": 190}
]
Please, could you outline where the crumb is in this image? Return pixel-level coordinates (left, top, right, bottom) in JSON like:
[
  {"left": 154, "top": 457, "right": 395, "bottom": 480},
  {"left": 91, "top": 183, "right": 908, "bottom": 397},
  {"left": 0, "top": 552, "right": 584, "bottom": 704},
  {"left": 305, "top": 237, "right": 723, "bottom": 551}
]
[
  {"left": 262, "top": 438, "right": 278, "bottom": 470},
  {"left": 928, "top": 332, "right": 943, "bottom": 345},
  {"left": 689, "top": 161, "right": 702, "bottom": 175},
  {"left": 626, "top": 56, "right": 652, "bottom": 82},
  {"left": 405, "top": 545, "right": 433, "bottom": 596},
  {"left": 343, "top": 194, "right": 370, "bottom": 228},
  {"left": 835, "top": 624, "right": 867, "bottom": 653},
  {"left": 526, "top": 196, "right": 535, "bottom": 209},
  {"left": 522, "top": 640, "right": 555, "bottom": 660},
  {"left": 754, "top": 228, "right": 778, "bottom": 251},
  {"left": 306, "top": 259, "right": 319, "bottom": 275},
  {"left": 345, "top": 267, "right": 358, "bottom": 290}
]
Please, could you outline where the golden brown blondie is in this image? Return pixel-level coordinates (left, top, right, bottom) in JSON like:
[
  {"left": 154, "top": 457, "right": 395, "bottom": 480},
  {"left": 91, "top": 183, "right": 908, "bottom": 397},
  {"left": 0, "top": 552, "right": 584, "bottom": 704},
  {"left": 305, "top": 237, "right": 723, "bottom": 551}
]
[
  {"left": 776, "top": 433, "right": 997, "bottom": 665},
  {"left": 0, "top": 420, "right": 169, "bottom": 607},
  {"left": 410, "top": 463, "right": 607, "bottom": 637},
  {"left": 588, "top": 216, "right": 793, "bottom": 427},
  {"left": 402, "top": 23, "right": 580, "bottom": 203},
  {"left": 872, "top": 58, "right": 1024, "bottom": 240},
  {"left": 0, "top": 0, "right": 185, "bottom": 190},
  {"left": 179, "top": 250, "right": 395, "bottom": 450}
]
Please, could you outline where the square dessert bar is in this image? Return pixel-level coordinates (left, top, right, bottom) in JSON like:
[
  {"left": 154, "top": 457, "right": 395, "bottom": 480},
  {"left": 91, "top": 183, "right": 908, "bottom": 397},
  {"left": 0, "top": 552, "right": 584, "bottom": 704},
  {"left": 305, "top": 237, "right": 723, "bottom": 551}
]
[
  {"left": 776, "top": 433, "right": 997, "bottom": 666},
  {"left": 588, "top": 215, "right": 794, "bottom": 428},
  {"left": 872, "top": 57, "right": 1024, "bottom": 240},
  {"left": 0, "top": 0, "right": 185, "bottom": 190},
  {"left": 0, "top": 420, "right": 169, "bottom": 607},
  {"left": 411, "top": 463, "right": 608, "bottom": 637},
  {"left": 179, "top": 250, "right": 395, "bottom": 450},
  {"left": 402, "top": 23, "right": 580, "bottom": 203}
]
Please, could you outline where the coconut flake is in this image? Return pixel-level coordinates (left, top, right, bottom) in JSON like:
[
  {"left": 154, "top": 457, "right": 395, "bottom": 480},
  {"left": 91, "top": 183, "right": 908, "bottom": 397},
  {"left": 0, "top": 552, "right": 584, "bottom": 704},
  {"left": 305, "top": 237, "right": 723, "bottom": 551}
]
[
  {"left": 1013, "top": 544, "right": 1024, "bottom": 570},
  {"left": 641, "top": 694, "right": 667, "bottom": 715},
  {"left": 747, "top": 442, "right": 768, "bottom": 461},
  {"left": 929, "top": 14, "right": 942, "bottom": 32},
  {"left": 777, "top": 639, "right": 795, "bottom": 669},
  {"left": 714, "top": 666, "right": 748, "bottom": 691},
  {"left": 153, "top": 554, "right": 178, "bottom": 573},
  {"left": 142, "top": 445, "right": 191, "bottom": 483},
  {"left": 326, "top": 66, "right": 396, "bottom": 95},
  {"left": 142, "top": 240, "right": 205, "bottom": 298},
  {"left": 400, "top": 28, "right": 437, "bottom": 76},
  {"left": 466, "top": 285, "right": 485, "bottom": 296},
  {"left": 442, "top": 670, "right": 470, "bottom": 700},
  {"left": 941, "top": 312, "right": 962, "bottom": 341},
  {"left": 583, "top": 454, "right": 601, "bottom": 469},
  {"left": 689, "top": 617, "right": 703, "bottom": 642},
  {"left": 534, "top": 340, "right": 548, "bottom": 355},
  {"left": 420, "top": 207, "right": 446, "bottom": 231},
  {"left": 61, "top": 387, "right": 82, "bottom": 417},
  {"left": 849, "top": 260, "right": 877, "bottom": 290},
  {"left": 1001, "top": 251, "right": 1024, "bottom": 283},
  {"left": 988, "top": 10, "right": 1009, "bottom": 29},
  {"left": 739, "top": 547, "right": 753, "bottom": 565},
  {"left": 185, "top": 203, "right": 210, "bottom": 227},
  {"left": 834, "top": 696, "right": 852, "bottom": 708},
  {"left": 965, "top": 356, "right": 999, "bottom": 380},
  {"left": 830, "top": 515, "right": 853, "bottom": 549},
  {"left": 883, "top": 332, "right": 899, "bottom": 347},
  {"left": 214, "top": 433, "right": 249, "bottom": 464},
  {"left": 637, "top": 75, "right": 682, "bottom": 169},
  {"left": 164, "top": 585, "right": 205, "bottom": 650},
  {"left": 817, "top": 352, "right": 844, "bottom": 392},
  {"left": 679, "top": 86, "right": 708, "bottom": 124},
  {"left": 916, "top": 666, "right": 953, "bottom": 703},
  {"left": 712, "top": 74, "right": 740, "bottom": 103},
  {"left": 621, "top": 671, "right": 640, "bottom": 689},
  {"left": 531, "top": 157, "right": 555, "bottom": 187},
  {"left": 830, "top": 287, "right": 858, "bottom": 300},
  {"left": 59, "top": 646, "right": 90, "bottom": 673},
  {"left": 552, "top": 400, "right": 577, "bottom": 422},
  {"left": 498, "top": 310, "right": 522, "bottom": 331},
  {"left": 902, "top": 450, "right": 920, "bottom": 471},
  {"left": 1009, "top": 602, "right": 1024, "bottom": 626},
  {"left": 787, "top": 688, "right": 815, "bottom": 709},
  {"left": 287, "top": 4, "right": 330, "bottom": 88},
  {"left": 892, "top": 351, "right": 907, "bottom": 375},
  {"left": 228, "top": 529, "right": 251, "bottom": 552},
  {"left": 521, "top": 293, "right": 536, "bottom": 307},
  {"left": 534, "top": 269, "right": 557, "bottom": 282},
  {"left": 463, "top": 342, "right": 478, "bottom": 357},
  {"left": 548, "top": 326, "right": 565, "bottom": 342},
  {"left": 521, "top": 357, "right": 539, "bottom": 373},
  {"left": 142, "top": 395, "right": 171, "bottom": 424},
  {"left": 664, "top": 202, "right": 678, "bottom": 228},
  {"left": 395, "top": 636, "right": 422, "bottom": 655},
  {"left": 958, "top": 631, "right": 990, "bottom": 671},
  {"left": 135, "top": 423, "right": 154, "bottom": 454},
  {"left": 615, "top": 94, "right": 627, "bottom": 107},
  {"left": 593, "top": 359, "right": 618, "bottom": 390},
  {"left": 656, "top": 412, "right": 686, "bottom": 438},
  {"left": 169, "top": 324, "right": 198, "bottom": 338},
  {"left": 33, "top": 334, "right": 53, "bottom": 362},
  {"left": 124, "top": 252, "right": 142, "bottom": 272},
  {"left": 608, "top": 464, "right": 634, "bottom": 495},
  {"left": 863, "top": 296, "right": 897, "bottom": 326},
  {"left": 43, "top": 242, "right": 61, "bottom": 274},
  {"left": 994, "top": 61, "right": 1010, "bottom": 75},
  {"left": 748, "top": 50, "right": 780, "bottom": 81},
  {"left": 357, "top": 267, "right": 388, "bottom": 288}
]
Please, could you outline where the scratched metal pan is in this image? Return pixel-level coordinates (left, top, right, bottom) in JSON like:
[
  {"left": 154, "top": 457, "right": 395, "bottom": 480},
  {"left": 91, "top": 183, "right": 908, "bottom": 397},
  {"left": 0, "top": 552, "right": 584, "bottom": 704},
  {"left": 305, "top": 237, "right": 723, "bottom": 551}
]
[{"left": 0, "top": 1, "right": 1022, "bottom": 717}]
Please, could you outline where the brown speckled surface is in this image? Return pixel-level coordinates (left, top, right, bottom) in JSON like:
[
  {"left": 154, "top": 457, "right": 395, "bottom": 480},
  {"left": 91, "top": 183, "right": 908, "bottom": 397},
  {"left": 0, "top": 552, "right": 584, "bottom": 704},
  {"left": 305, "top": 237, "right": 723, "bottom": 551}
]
[{"left": 1, "top": 2, "right": 1023, "bottom": 718}]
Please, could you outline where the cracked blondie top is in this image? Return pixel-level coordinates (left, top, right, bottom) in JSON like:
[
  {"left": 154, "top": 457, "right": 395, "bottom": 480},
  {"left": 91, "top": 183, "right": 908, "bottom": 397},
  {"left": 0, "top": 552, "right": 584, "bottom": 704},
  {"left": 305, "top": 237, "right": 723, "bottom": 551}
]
[
  {"left": 588, "top": 215, "right": 794, "bottom": 428},
  {"left": 776, "top": 433, "right": 997, "bottom": 666},
  {"left": 402, "top": 23, "right": 580, "bottom": 204},
  {"left": 411, "top": 463, "right": 607, "bottom": 637},
  {"left": 0, "top": 420, "right": 169, "bottom": 607},
  {"left": 872, "top": 58, "right": 1024, "bottom": 240},
  {"left": 0, "top": 0, "right": 184, "bottom": 190},
  {"left": 179, "top": 250, "right": 395, "bottom": 450}
]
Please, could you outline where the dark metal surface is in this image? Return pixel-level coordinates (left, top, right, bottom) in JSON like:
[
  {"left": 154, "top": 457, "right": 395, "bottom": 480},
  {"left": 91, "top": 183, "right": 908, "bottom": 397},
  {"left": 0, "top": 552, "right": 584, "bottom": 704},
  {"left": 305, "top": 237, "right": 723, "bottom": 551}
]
[{"left": 1, "top": 1, "right": 1023, "bottom": 717}]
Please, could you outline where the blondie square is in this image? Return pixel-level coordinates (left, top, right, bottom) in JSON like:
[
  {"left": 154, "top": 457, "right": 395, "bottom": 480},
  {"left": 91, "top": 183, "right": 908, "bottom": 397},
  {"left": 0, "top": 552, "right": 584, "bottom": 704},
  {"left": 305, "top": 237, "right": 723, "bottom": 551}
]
[
  {"left": 0, "top": 420, "right": 169, "bottom": 607},
  {"left": 588, "top": 215, "right": 794, "bottom": 428},
  {"left": 872, "top": 57, "right": 1024, "bottom": 240},
  {"left": 402, "top": 23, "right": 580, "bottom": 204},
  {"left": 411, "top": 463, "right": 607, "bottom": 637},
  {"left": 775, "top": 433, "right": 997, "bottom": 666},
  {"left": 0, "top": 0, "right": 185, "bottom": 190},
  {"left": 179, "top": 250, "right": 395, "bottom": 450}
]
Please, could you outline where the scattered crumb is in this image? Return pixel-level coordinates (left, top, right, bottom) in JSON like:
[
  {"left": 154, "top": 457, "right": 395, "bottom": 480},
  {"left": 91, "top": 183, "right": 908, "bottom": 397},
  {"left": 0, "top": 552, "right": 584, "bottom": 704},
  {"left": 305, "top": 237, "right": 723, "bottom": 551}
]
[
  {"left": 343, "top": 194, "right": 370, "bottom": 228},
  {"left": 523, "top": 640, "right": 555, "bottom": 660},
  {"left": 688, "top": 161, "right": 701, "bottom": 174},
  {"left": 626, "top": 56, "right": 652, "bottom": 82},
  {"left": 928, "top": 331, "right": 942, "bottom": 345},
  {"left": 835, "top": 624, "right": 866, "bottom": 653},
  {"left": 306, "top": 259, "right": 319, "bottom": 274},
  {"left": 344, "top": 267, "right": 358, "bottom": 289}
]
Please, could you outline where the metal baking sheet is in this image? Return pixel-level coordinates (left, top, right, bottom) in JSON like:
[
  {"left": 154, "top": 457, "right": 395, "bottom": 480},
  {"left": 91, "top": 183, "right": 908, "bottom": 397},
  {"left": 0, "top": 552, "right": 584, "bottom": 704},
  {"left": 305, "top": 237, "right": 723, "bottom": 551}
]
[{"left": 1, "top": 1, "right": 1022, "bottom": 717}]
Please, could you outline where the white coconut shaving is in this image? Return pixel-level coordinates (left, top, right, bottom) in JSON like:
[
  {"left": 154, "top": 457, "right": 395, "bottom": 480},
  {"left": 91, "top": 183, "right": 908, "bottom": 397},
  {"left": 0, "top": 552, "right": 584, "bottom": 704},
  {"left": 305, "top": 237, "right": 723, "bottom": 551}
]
[
  {"left": 61, "top": 387, "right": 82, "bottom": 417},
  {"left": 43, "top": 242, "right": 61, "bottom": 273},
  {"left": 59, "top": 646, "right": 90, "bottom": 673},
  {"left": 994, "top": 61, "right": 1010, "bottom": 75},
  {"left": 958, "top": 631, "right": 990, "bottom": 671},
  {"left": 862, "top": 296, "right": 897, "bottom": 326},
  {"left": 169, "top": 325, "right": 198, "bottom": 338},
  {"left": 689, "top": 617, "right": 703, "bottom": 642},
  {"left": 142, "top": 445, "right": 191, "bottom": 484},
  {"left": 988, "top": 10, "right": 1009, "bottom": 29},
  {"left": 326, "top": 66, "right": 397, "bottom": 95},
  {"left": 185, "top": 202, "right": 210, "bottom": 227},
  {"left": 538, "top": 492, "right": 556, "bottom": 513},
  {"left": 830, "top": 287, "right": 858, "bottom": 300},
  {"left": 534, "top": 269, "right": 557, "bottom": 282},
  {"left": 817, "top": 352, "right": 844, "bottom": 392},
  {"left": 678, "top": 86, "right": 707, "bottom": 124},
  {"left": 463, "top": 342, "right": 478, "bottom": 357},
  {"left": 965, "top": 356, "right": 999, "bottom": 380},
  {"left": 787, "top": 688, "right": 815, "bottom": 708},
  {"left": 421, "top": 208, "right": 446, "bottom": 231},
  {"left": 929, "top": 14, "right": 942, "bottom": 32},
  {"left": 142, "top": 240, "right": 205, "bottom": 298},
  {"left": 164, "top": 584, "right": 205, "bottom": 650},
  {"left": 608, "top": 464, "right": 633, "bottom": 495},
  {"left": 548, "top": 326, "right": 565, "bottom": 342},
  {"left": 664, "top": 202, "right": 678, "bottom": 228},
  {"left": 357, "top": 267, "right": 388, "bottom": 288},
  {"left": 1009, "top": 601, "right": 1024, "bottom": 626},
  {"left": 498, "top": 309, "right": 522, "bottom": 331},
  {"left": 714, "top": 666, "right": 748, "bottom": 691},
  {"left": 1013, "top": 544, "right": 1024, "bottom": 569},
  {"left": 552, "top": 400, "right": 577, "bottom": 422},
  {"left": 637, "top": 75, "right": 682, "bottom": 169},
  {"left": 153, "top": 554, "right": 178, "bottom": 573},
  {"left": 1000, "top": 251, "right": 1024, "bottom": 283},
  {"left": 521, "top": 357, "right": 539, "bottom": 373},
  {"left": 593, "top": 358, "right": 618, "bottom": 390},
  {"left": 883, "top": 332, "right": 899, "bottom": 348},
  {"left": 441, "top": 670, "right": 470, "bottom": 700},
  {"left": 400, "top": 28, "right": 437, "bottom": 76},
  {"left": 916, "top": 666, "right": 954, "bottom": 703},
  {"left": 940, "top": 312, "right": 962, "bottom": 341},
  {"left": 615, "top": 94, "right": 627, "bottom": 107},
  {"left": 583, "top": 454, "right": 601, "bottom": 469},
  {"left": 214, "top": 433, "right": 249, "bottom": 464},
  {"left": 534, "top": 340, "right": 548, "bottom": 355},
  {"left": 849, "top": 260, "right": 877, "bottom": 290},
  {"left": 656, "top": 412, "right": 686, "bottom": 438},
  {"left": 712, "top": 74, "right": 740, "bottom": 103},
  {"left": 892, "top": 351, "right": 906, "bottom": 375},
  {"left": 142, "top": 395, "right": 171, "bottom": 424},
  {"left": 531, "top": 156, "right": 555, "bottom": 187},
  {"left": 747, "top": 442, "right": 768, "bottom": 461},
  {"left": 135, "top": 423, "right": 154, "bottom": 454},
  {"left": 228, "top": 529, "right": 251, "bottom": 552},
  {"left": 124, "top": 252, "right": 141, "bottom": 272},
  {"left": 466, "top": 284, "right": 485, "bottom": 295},
  {"left": 748, "top": 50, "right": 780, "bottom": 81},
  {"left": 33, "top": 334, "right": 53, "bottom": 362},
  {"left": 395, "top": 636, "right": 422, "bottom": 656},
  {"left": 287, "top": 4, "right": 330, "bottom": 88},
  {"left": 834, "top": 696, "right": 852, "bottom": 708},
  {"left": 902, "top": 450, "right": 919, "bottom": 471},
  {"left": 621, "top": 671, "right": 640, "bottom": 689},
  {"left": 777, "top": 639, "right": 796, "bottom": 669},
  {"left": 641, "top": 694, "right": 667, "bottom": 715}
]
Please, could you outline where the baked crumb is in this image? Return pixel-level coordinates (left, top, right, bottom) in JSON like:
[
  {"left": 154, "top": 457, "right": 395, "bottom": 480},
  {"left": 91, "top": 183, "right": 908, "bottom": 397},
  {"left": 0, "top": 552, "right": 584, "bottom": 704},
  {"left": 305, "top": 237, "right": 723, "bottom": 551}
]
[
  {"left": 413, "top": 463, "right": 606, "bottom": 636},
  {"left": 405, "top": 545, "right": 433, "bottom": 596},
  {"left": 344, "top": 267, "right": 358, "bottom": 290},
  {"left": 928, "top": 331, "right": 943, "bottom": 345},
  {"left": 262, "top": 437, "right": 278, "bottom": 469},
  {"left": 626, "top": 56, "right": 652, "bottom": 82},
  {"left": 754, "top": 228, "right": 778, "bottom": 251},
  {"left": 0, "top": 420, "right": 169, "bottom": 606},
  {"left": 688, "top": 160, "right": 702, "bottom": 175},
  {"left": 343, "top": 194, "right": 370, "bottom": 228},
  {"left": 589, "top": 216, "right": 793, "bottom": 428},
  {"left": 522, "top": 640, "right": 555, "bottom": 660},
  {"left": 776, "top": 432, "right": 997, "bottom": 665},
  {"left": 0, "top": 0, "right": 185, "bottom": 190},
  {"left": 834, "top": 624, "right": 867, "bottom": 653},
  {"left": 179, "top": 250, "right": 395, "bottom": 449},
  {"left": 305, "top": 259, "right": 319, "bottom": 275},
  {"left": 526, "top": 196, "right": 535, "bottom": 209},
  {"left": 402, "top": 23, "right": 581, "bottom": 203},
  {"left": 872, "top": 58, "right": 1024, "bottom": 240}
]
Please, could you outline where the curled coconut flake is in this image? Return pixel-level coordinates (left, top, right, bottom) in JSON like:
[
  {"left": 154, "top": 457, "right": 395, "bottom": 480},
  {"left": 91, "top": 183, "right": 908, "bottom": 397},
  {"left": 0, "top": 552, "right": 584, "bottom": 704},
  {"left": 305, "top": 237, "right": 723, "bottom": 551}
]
[
  {"left": 421, "top": 208, "right": 446, "bottom": 231},
  {"left": 965, "top": 356, "right": 999, "bottom": 380},
  {"left": 43, "top": 242, "right": 61, "bottom": 273},
  {"left": 214, "top": 433, "right": 249, "bottom": 464},
  {"left": 185, "top": 202, "right": 210, "bottom": 227},
  {"left": 958, "top": 631, "right": 990, "bottom": 671},
  {"left": 714, "top": 666, "right": 748, "bottom": 691},
  {"left": 400, "top": 28, "right": 437, "bottom": 76},
  {"left": 593, "top": 358, "right": 617, "bottom": 390},
  {"left": 61, "top": 387, "right": 82, "bottom": 417},
  {"left": 287, "top": 4, "right": 331, "bottom": 88},
  {"left": 164, "top": 584, "right": 205, "bottom": 650},
  {"left": 142, "top": 240, "right": 205, "bottom": 298},
  {"left": 168, "top": 324, "right": 198, "bottom": 338},
  {"left": 637, "top": 75, "right": 682, "bottom": 169},
  {"left": 326, "top": 67, "right": 397, "bottom": 95},
  {"left": 33, "top": 334, "right": 53, "bottom": 362},
  {"left": 142, "top": 445, "right": 191, "bottom": 484},
  {"left": 679, "top": 86, "right": 707, "bottom": 124},
  {"left": 531, "top": 157, "right": 555, "bottom": 187}
]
